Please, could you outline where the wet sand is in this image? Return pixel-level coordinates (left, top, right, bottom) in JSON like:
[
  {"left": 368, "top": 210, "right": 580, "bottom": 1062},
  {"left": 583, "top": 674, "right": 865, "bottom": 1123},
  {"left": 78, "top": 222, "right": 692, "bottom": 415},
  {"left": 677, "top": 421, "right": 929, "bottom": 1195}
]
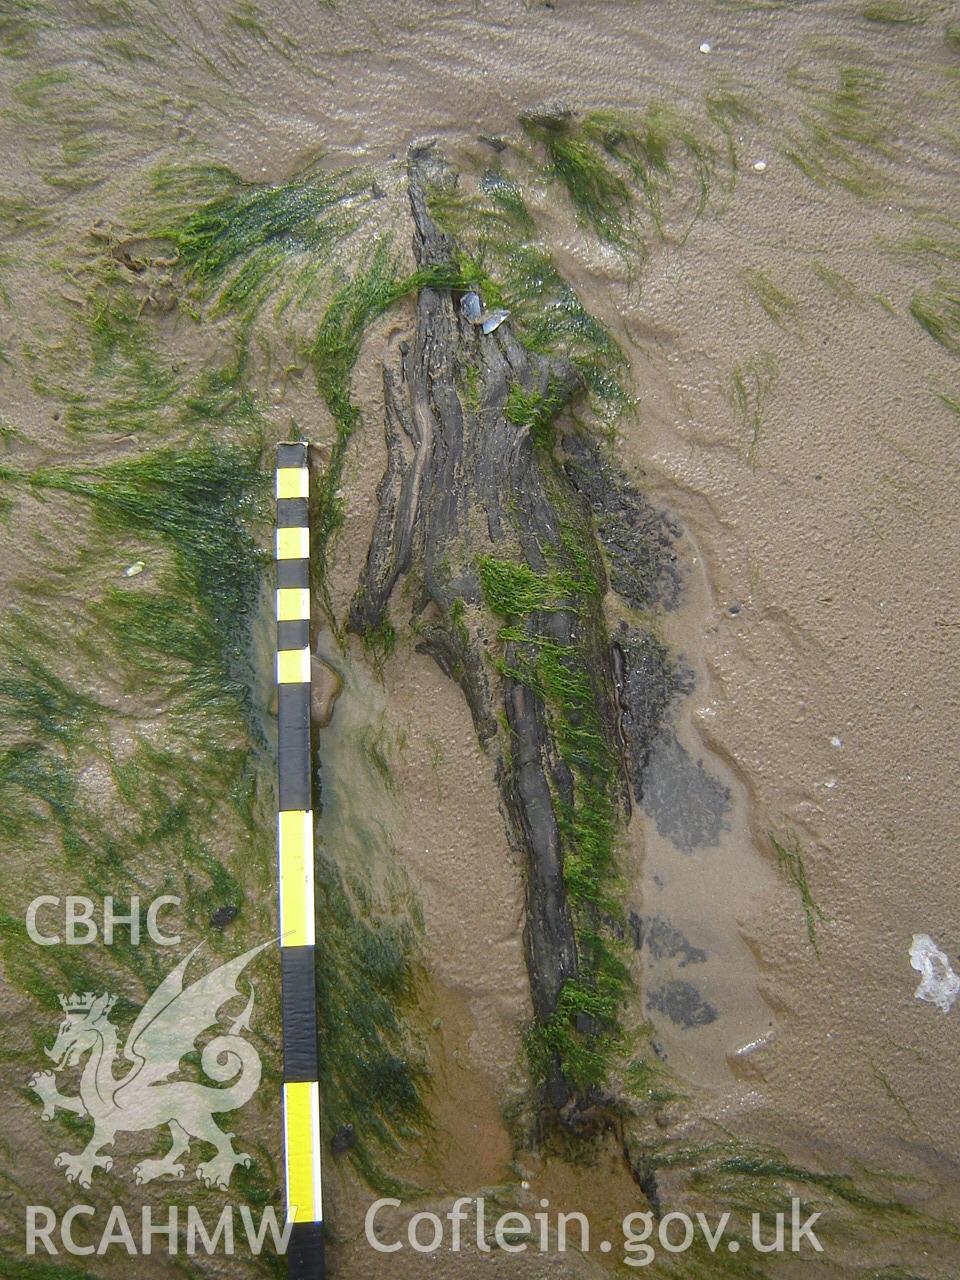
[{"left": 0, "top": 2, "right": 958, "bottom": 1277}]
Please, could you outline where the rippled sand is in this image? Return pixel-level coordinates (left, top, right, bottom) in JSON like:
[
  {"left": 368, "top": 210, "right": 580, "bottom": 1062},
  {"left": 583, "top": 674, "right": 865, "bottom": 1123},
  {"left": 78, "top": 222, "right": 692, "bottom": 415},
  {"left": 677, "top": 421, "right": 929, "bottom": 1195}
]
[{"left": 0, "top": 2, "right": 957, "bottom": 1277}]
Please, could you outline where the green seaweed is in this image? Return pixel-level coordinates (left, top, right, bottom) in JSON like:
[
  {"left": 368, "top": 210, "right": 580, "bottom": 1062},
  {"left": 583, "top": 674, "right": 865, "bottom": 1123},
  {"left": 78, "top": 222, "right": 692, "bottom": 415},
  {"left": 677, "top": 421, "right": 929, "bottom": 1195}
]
[
  {"left": 909, "top": 279, "right": 960, "bottom": 351},
  {"left": 448, "top": 596, "right": 469, "bottom": 646},
  {"left": 731, "top": 350, "right": 779, "bottom": 464},
  {"left": 30, "top": 262, "right": 181, "bottom": 437},
  {"left": 308, "top": 239, "right": 412, "bottom": 432},
  {"left": 478, "top": 167, "right": 537, "bottom": 237},
  {"left": 862, "top": 1, "right": 925, "bottom": 23},
  {"left": 306, "top": 239, "right": 416, "bottom": 619},
  {"left": 360, "top": 613, "right": 398, "bottom": 674},
  {"left": 706, "top": 81, "right": 759, "bottom": 174},
  {"left": 516, "top": 253, "right": 629, "bottom": 415},
  {"left": 529, "top": 650, "right": 628, "bottom": 1093},
  {"left": 522, "top": 102, "right": 725, "bottom": 251},
  {"left": 870, "top": 1059, "right": 916, "bottom": 1127},
  {"left": 813, "top": 259, "right": 860, "bottom": 300},
  {"left": 427, "top": 169, "right": 629, "bottom": 418},
  {"left": 878, "top": 221, "right": 960, "bottom": 266},
  {"left": 480, "top": 554, "right": 628, "bottom": 1095},
  {"left": 740, "top": 267, "right": 801, "bottom": 329},
  {"left": 624, "top": 1030, "right": 678, "bottom": 1106},
  {"left": 0, "top": 435, "right": 273, "bottom": 964},
  {"left": 314, "top": 855, "right": 428, "bottom": 1195},
  {"left": 0, "top": 608, "right": 112, "bottom": 881},
  {"left": 0, "top": 615, "right": 106, "bottom": 750},
  {"left": 146, "top": 169, "right": 441, "bottom": 628},
  {"left": 227, "top": 2, "right": 299, "bottom": 62},
  {"left": 0, "top": 0, "right": 46, "bottom": 60},
  {"left": 0, "top": 743, "right": 79, "bottom": 848},
  {"left": 521, "top": 109, "right": 633, "bottom": 247},
  {"left": 583, "top": 104, "right": 715, "bottom": 239},
  {"left": 478, "top": 555, "right": 586, "bottom": 616},
  {"left": 8, "top": 66, "right": 182, "bottom": 191},
  {"left": 644, "top": 1131, "right": 959, "bottom": 1278},
  {"left": 0, "top": 193, "right": 51, "bottom": 236},
  {"left": 770, "top": 831, "right": 824, "bottom": 954},
  {"left": 785, "top": 62, "right": 893, "bottom": 197},
  {"left": 505, "top": 380, "right": 571, "bottom": 451},
  {"left": 31, "top": 444, "right": 268, "bottom": 679},
  {"left": 2, "top": 1258, "right": 102, "bottom": 1280},
  {"left": 303, "top": 242, "right": 465, "bottom": 621},
  {"left": 0, "top": 725, "right": 266, "bottom": 1014},
  {"left": 148, "top": 160, "right": 369, "bottom": 321},
  {"left": 90, "top": 584, "right": 232, "bottom": 709},
  {"left": 358, "top": 722, "right": 399, "bottom": 795},
  {"left": 0, "top": 82, "right": 325, "bottom": 1232}
]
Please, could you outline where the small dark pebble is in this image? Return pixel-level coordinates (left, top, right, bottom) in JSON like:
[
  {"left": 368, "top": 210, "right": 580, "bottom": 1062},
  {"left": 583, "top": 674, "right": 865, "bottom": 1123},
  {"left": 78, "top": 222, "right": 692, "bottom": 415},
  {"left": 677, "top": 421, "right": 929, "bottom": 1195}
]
[
  {"left": 728, "top": 603, "right": 741, "bottom": 615},
  {"left": 371, "top": 181, "right": 386, "bottom": 199},
  {"left": 520, "top": 101, "right": 574, "bottom": 131},
  {"left": 330, "top": 1124, "right": 356, "bottom": 1155},
  {"left": 210, "top": 905, "right": 238, "bottom": 929}
]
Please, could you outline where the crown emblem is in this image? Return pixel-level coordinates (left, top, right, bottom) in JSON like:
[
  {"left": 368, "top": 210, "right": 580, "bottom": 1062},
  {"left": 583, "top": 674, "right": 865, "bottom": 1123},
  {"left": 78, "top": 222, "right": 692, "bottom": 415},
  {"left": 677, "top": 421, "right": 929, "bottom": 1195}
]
[{"left": 58, "top": 992, "right": 117, "bottom": 1016}]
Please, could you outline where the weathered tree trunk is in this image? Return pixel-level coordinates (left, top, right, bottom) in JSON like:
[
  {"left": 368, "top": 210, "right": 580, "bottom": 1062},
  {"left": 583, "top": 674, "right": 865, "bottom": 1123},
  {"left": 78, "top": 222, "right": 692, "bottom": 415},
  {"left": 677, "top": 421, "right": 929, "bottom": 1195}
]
[{"left": 351, "top": 144, "right": 638, "bottom": 1112}]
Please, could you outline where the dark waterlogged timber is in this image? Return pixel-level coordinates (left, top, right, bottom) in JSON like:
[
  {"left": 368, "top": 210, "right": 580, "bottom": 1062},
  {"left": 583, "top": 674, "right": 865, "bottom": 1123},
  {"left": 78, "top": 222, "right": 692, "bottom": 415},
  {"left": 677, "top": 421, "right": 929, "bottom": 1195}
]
[{"left": 351, "top": 144, "right": 678, "bottom": 1119}]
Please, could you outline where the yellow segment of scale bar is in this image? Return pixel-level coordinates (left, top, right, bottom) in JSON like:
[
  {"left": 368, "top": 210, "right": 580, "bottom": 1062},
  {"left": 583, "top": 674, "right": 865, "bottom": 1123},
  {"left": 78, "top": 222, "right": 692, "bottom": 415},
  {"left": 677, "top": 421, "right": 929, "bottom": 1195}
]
[
  {"left": 277, "top": 810, "right": 315, "bottom": 948},
  {"left": 283, "top": 1080, "right": 323, "bottom": 1224},
  {"left": 275, "top": 526, "right": 310, "bottom": 560},
  {"left": 277, "top": 588, "right": 310, "bottom": 621},
  {"left": 277, "top": 647, "right": 311, "bottom": 684},
  {"left": 276, "top": 466, "right": 309, "bottom": 500}
]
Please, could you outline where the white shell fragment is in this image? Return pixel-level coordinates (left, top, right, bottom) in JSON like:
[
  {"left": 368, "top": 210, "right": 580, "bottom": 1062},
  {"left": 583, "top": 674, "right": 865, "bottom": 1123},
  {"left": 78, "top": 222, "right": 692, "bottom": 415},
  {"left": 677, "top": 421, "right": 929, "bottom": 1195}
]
[
  {"left": 753, "top": 160, "right": 767, "bottom": 172},
  {"left": 699, "top": 41, "right": 712, "bottom": 54},
  {"left": 910, "top": 934, "right": 960, "bottom": 1013},
  {"left": 124, "top": 561, "right": 145, "bottom": 577},
  {"left": 461, "top": 290, "right": 482, "bottom": 322},
  {"left": 460, "top": 289, "right": 509, "bottom": 335},
  {"left": 481, "top": 308, "right": 509, "bottom": 334}
]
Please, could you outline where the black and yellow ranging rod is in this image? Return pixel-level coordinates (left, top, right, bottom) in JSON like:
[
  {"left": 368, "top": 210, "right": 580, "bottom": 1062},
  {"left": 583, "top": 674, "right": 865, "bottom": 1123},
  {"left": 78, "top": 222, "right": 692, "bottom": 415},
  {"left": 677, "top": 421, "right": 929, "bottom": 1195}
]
[{"left": 275, "top": 441, "right": 325, "bottom": 1279}]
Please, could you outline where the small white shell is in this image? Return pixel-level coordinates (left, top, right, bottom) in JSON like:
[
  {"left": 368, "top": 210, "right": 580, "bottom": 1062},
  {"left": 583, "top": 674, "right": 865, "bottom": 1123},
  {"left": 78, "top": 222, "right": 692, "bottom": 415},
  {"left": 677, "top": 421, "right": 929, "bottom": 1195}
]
[
  {"left": 910, "top": 934, "right": 960, "bottom": 1013},
  {"left": 461, "top": 291, "right": 482, "bottom": 322},
  {"left": 699, "top": 41, "right": 711, "bottom": 54},
  {"left": 481, "top": 308, "right": 509, "bottom": 334},
  {"left": 753, "top": 160, "right": 767, "bottom": 173}
]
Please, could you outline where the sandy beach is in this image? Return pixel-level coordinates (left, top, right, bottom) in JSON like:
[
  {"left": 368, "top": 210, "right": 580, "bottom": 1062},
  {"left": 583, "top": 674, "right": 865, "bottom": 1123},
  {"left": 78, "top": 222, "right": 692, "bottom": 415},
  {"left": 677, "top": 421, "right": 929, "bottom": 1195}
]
[{"left": 0, "top": 2, "right": 957, "bottom": 1276}]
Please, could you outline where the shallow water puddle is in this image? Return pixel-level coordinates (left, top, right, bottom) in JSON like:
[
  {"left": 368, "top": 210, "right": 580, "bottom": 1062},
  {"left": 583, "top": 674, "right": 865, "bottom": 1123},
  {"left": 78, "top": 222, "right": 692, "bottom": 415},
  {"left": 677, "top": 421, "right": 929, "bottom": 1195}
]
[
  {"left": 311, "top": 635, "right": 524, "bottom": 1200},
  {"left": 631, "top": 525, "right": 777, "bottom": 1094},
  {"left": 313, "top": 629, "right": 402, "bottom": 893},
  {"left": 422, "top": 980, "right": 514, "bottom": 1193}
]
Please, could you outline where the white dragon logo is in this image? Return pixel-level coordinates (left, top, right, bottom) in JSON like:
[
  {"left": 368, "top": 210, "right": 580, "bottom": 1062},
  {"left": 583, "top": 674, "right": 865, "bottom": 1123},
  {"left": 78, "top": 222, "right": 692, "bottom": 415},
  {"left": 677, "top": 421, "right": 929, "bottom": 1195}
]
[{"left": 27, "top": 940, "right": 270, "bottom": 1191}]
